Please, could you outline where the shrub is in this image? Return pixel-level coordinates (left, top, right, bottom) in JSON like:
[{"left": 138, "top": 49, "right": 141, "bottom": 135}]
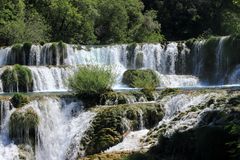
[
  {"left": 10, "top": 93, "right": 29, "bottom": 108},
  {"left": 122, "top": 69, "right": 160, "bottom": 90},
  {"left": 68, "top": 65, "right": 115, "bottom": 96}
]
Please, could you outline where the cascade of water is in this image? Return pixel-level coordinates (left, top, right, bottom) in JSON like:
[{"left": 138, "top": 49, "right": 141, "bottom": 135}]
[
  {"left": 193, "top": 40, "right": 205, "bottom": 76},
  {"left": 22, "top": 97, "right": 96, "bottom": 160},
  {"left": 0, "top": 47, "right": 11, "bottom": 66},
  {"left": 29, "top": 45, "right": 42, "bottom": 66},
  {"left": 134, "top": 43, "right": 179, "bottom": 74},
  {"left": 158, "top": 74, "right": 200, "bottom": 87},
  {"left": 228, "top": 65, "right": 240, "bottom": 84},
  {"left": 215, "top": 36, "right": 229, "bottom": 83},
  {"left": 0, "top": 101, "right": 19, "bottom": 160},
  {"left": 30, "top": 66, "right": 75, "bottom": 92},
  {"left": 105, "top": 129, "right": 149, "bottom": 153},
  {"left": 157, "top": 93, "right": 218, "bottom": 136}
]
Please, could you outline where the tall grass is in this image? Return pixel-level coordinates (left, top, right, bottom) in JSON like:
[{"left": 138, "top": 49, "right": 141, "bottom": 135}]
[{"left": 68, "top": 65, "right": 115, "bottom": 96}]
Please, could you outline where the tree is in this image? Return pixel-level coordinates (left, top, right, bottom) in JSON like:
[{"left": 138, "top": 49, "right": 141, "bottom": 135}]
[{"left": 0, "top": 0, "right": 49, "bottom": 45}]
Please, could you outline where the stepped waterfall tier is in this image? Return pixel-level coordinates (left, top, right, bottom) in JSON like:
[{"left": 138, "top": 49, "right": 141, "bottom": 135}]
[
  {"left": 0, "top": 36, "right": 239, "bottom": 93},
  {"left": 0, "top": 35, "right": 240, "bottom": 160}
]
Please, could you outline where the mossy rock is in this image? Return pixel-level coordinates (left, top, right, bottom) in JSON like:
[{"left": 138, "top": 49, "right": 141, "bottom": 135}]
[
  {"left": 100, "top": 92, "right": 130, "bottom": 105},
  {"left": 10, "top": 93, "right": 29, "bottom": 108},
  {"left": 135, "top": 52, "right": 143, "bottom": 68},
  {"left": 1, "top": 64, "right": 33, "bottom": 92},
  {"left": 122, "top": 69, "right": 160, "bottom": 90},
  {"left": 8, "top": 43, "right": 32, "bottom": 65},
  {"left": 49, "top": 42, "right": 67, "bottom": 65},
  {"left": 82, "top": 103, "right": 163, "bottom": 155},
  {"left": 9, "top": 108, "right": 39, "bottom": 146},
  {"left": 160, "top": 88, "right": 179, "bottom": 98},
  {"left": 127, "top": 43, "right": 137, "bottom": 68}
]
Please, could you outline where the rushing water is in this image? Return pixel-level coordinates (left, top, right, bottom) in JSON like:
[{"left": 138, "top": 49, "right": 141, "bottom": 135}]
[
  {"left": 157, "top": 93, "right": 219, "bottom": 136},
  {"left": 0, "top": 36, "right": 240, "bottom": 92},
  {"left": 0, "top": 97, "right": 95, "bottom": 160}
]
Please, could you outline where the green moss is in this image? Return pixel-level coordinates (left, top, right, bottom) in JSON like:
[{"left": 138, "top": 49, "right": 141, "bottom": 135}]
[
  {"left": 10, "top": 43, "right": 32, "bottom": 65},
  {"left": 58, "top": 41, "right": 67, "bottom": 64},
  {"left": 11, "top": 44, "right": 24, "bottom": 65},
  {"left": 9, "top": 108, "right": 39, "bottom": 146},
  {"left": 127, "top": 43, "right": 137, "bottom": 68},
  {"left": 100, "top": 92, "right": 129, "bottom": 105},
  {"left": 10, "top": 93, "right": 29, "bottom": 108},
  {"left": 122, "top": 69, "right": 160, "bottom": 90},
  {"left": 185, "top": 38, "right": 197, "bottom": 48},
  {"left": 82, "top": 103, "right": 163, "bottom": 155},
  {"left": 135, "top": 52, "right": 143, "bottom": 69},
  {"left": 50, "top": 43, "right": 58, "bottom": 65},
  {"left": 22, "top": 42, "right": 32, "bottom": 65},
  {"left": 160, "top": 88, "right": 179, "bottom": 98},
  {"left": 1, "top": 65, "right": 33, "bottom": 92}
]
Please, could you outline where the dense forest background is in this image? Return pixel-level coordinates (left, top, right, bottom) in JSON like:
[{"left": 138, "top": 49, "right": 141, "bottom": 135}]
[{"left": 0, "top": 0, "right": 239, "bottom": 46}]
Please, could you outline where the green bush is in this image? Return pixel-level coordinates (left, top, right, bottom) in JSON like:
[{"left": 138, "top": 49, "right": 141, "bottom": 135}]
[
  {"left": 122, "top": 69, "right": 160, "bottom": 90},
  {"left": 10, "top": 93, "right": 29, "bottom": 108},
  {"left": 1, "top": 64, "right": 33, "bottom": 92},
  {"left": 68, "top": 65, "right": 115, "bottom": 96}
]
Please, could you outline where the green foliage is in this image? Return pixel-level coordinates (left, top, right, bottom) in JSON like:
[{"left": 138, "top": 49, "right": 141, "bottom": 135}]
[
  {"left": 122, "top": 69, "right": 160, "bottom": 90},
  {"left": 221, "top": 10, "right": 240, "bottom": 34},
  {"left": 0, "top": 2, "right": 50, "bottom": 45},
  {"left": 9, "top": 108, "right": 39, "bottom": 145},
  {"left": 1, "top": 64, "right": 33, "bottom": 92},
  {"left": 0, "top": 0, "right": 164, "bottom": 45},
  {"left": 142, "top": 0, "right": 240, "bottom": 40},
  {"left": 10, "top": 93, "right": 29, "bottom": 108},
  {"left": 68, "top": 65, "right": 115, "bottom": 96}
]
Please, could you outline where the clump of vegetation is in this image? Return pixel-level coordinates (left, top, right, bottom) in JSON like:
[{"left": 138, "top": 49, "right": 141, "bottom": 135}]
[
  {"left": 160, "top": 88, "right": 179, "bottom": 98},
  {"left": 68, "top": 65, "right": 115, "bottom": 106},
  {"left": 1, "top": 64, "right": 33, "bottom": 92},
  {"left": 100, "top": 91, "right": 147, "bottom": 105},
  {"left": 122, "top": 69, "right": 160, "bottom": 90},
  {"left": 9, "top": 108, "right": 39, "bottom": 146},
  {"left": 10, "top": 93, "right": 29, "bottom": 108},
  {"left": 68, "top": 65, "right": 115, "bottom": 96}
]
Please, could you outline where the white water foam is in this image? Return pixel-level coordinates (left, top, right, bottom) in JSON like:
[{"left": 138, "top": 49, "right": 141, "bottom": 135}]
[{"left": 105, "top": 129, "right": 149, "bottom": 153}]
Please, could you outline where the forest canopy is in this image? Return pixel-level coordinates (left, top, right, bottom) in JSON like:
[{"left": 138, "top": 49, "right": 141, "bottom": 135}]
[{"left": 0, "top": 0, "right": 239, "bottom": 46}]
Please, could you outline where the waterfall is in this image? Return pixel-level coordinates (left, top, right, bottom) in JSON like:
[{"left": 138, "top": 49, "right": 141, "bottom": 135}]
[
  {"left": 193, "top": 40, "right": 205, "bottom": 76},
  {"left": 0, "top": 101, "right": 19, "bottom": 160},
  {"left": 0, "top": 47, "right": 10, "bottom": 66},
  {"left": 0, "top": 36, "right": 239, "bottom": 92},
  {"left": 215, "top": 36, "right": 230, "bottom": 83},
  {"left": 30, "top": 66, "right": 75, "bottom": 92},
  {"left": 18, "top": 97, "right": 95, "bottom": 160},
  {"left": 0, "top": 97, "right": 96, "bottom": 160}
]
